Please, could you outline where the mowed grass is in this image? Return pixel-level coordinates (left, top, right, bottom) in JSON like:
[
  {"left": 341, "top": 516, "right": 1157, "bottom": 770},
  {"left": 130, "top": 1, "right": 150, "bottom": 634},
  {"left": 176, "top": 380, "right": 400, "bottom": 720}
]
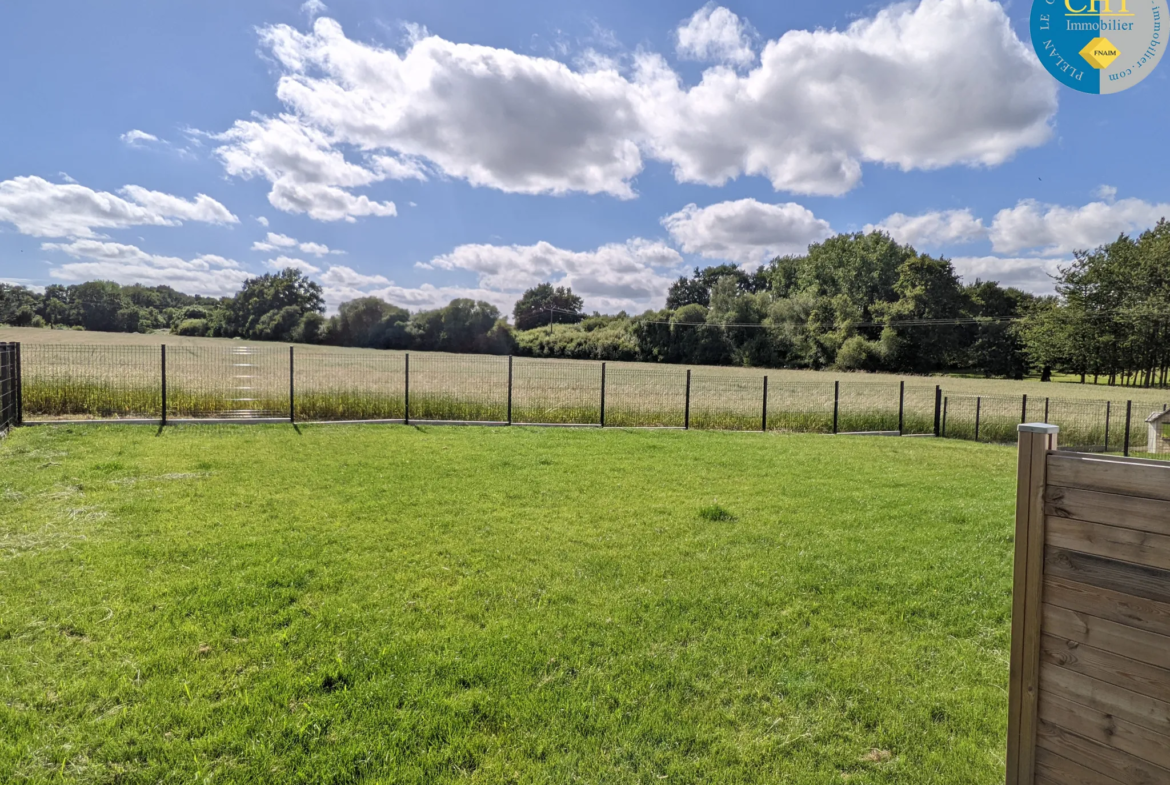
[{"left": 0, "top": 424, "right": 1018, "bottom": 783}]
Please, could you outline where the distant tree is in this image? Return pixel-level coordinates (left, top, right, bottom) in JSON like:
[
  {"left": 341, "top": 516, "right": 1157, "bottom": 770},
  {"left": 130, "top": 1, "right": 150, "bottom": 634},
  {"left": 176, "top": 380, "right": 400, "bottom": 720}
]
[
  {"left": 513, "top": 283, "right": 584, "bottom": 330},
  {"left": 410, "top": 299, "right": 509, "bottom": 353},
  {"left": 218, "top": 268, "right": 324, "bottom": 339}
]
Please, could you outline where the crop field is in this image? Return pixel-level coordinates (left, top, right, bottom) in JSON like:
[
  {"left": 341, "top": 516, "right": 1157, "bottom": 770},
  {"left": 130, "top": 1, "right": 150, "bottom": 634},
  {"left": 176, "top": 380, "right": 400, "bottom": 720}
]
[
  {"left": 5, "top": 325, "right": 1170, "bottom": 408},
  {"left": 0, "top": 424, "right": 1017, "bottom": 784},
  {"left": 5, "top": 327, "right": 1169, "bottom": 454}
]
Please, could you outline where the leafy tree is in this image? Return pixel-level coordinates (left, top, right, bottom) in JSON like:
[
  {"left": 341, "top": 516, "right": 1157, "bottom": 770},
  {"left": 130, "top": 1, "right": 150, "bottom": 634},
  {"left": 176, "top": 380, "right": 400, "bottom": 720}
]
[
  {"left": 512, "top": 284, "right": 584, "bottom": 331},
  {"left": 217, "top": 268, "right": 324, "bottom": 339}
]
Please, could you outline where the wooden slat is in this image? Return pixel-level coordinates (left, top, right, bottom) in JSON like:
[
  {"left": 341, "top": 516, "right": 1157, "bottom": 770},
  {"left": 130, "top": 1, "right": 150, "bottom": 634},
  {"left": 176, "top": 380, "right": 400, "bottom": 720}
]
[
  {"left": 1041, "top": 661, "right": 1170, "bottom": 737},
  {"left": 1035, "top": 746, "right": 1127, "bottom": 785},
  {"left": 1044, "top": 603, "right": 1170, "bottom": 672},
  {"left": 1041, "top": 633, "right": 1170, "bottom": 705},
  {"left": 1046, "top": 547, "right": 1170, "bottom": 606},
  {"left": 1040, "top": 691, "right": 1170, "bottom": 772},
  {"left": 1047, "top": 517, "right": 1170, "bottom": 571},
  {"left": 1048, "top": 453, "right": 1170, "bottom": 502},
  {"left": 1046, "top": 485, "right": 1170, "bottom": 537},
  {"left": 1036, "top": 717, "right": 1170, "bottom": 785},
  {"left": 1009, "top": 430, "right": 1054, "bottom": 785},
  {"left": 1044, "top": 576, "right": 1170, "bottom": 638}
]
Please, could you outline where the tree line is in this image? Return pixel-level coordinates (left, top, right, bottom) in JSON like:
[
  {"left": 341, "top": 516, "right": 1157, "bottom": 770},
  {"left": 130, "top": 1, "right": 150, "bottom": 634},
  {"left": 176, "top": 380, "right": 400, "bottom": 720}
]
[{"left": 3, "top": 223, "right": 1168, "bottom": 385}]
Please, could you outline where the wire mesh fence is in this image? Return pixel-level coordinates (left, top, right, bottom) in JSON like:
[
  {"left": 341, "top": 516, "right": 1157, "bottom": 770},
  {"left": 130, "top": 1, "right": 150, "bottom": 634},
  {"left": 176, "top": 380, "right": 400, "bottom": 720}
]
[
  {"left": 512, "top": 357, "right": 601, "bottom": 425},
  {"left": 10, "top": 342, "right": 1170, "bottom": 458},
  {"left": 0, "top": 342, "right": 20, "bottom": 434}
]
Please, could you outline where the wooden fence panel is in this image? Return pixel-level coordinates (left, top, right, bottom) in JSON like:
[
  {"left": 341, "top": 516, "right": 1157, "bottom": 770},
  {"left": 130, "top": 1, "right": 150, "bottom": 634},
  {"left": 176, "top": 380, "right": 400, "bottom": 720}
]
[{"left": 1007, "top": 425, "right": 1170, "bottom": 785}]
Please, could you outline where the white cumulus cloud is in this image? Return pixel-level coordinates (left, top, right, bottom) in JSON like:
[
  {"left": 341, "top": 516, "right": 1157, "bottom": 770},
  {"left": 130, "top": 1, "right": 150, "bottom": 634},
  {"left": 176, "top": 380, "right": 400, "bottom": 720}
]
[
  {"left": 121, "top": 129, "right": 160, "bottom": 146},
  {"left": 662, "top": 199, "right": 833, "bottom": 266},
  {"left": 865, "top": 209, "right": 986, "bottom": 247},
  {"left": 0, "top": 175, "right": 238, "bottom": 238},
  {"left": 676, "top": 4, "right": 755, "bottom": 67},
  {"left": 949, "top": 255, "right": 1064, "bottom": 294},
  {"left": 426, "top": 238, "right": 683, "bottom": 313},
  {"left": 215, "top": 2, "right": 1052, "bottom": 203},
  {"left": 265, "top": 256, "right": 322, "bottom": 275},
  {"left": 251, "top": 231, "right": 342, "bottom": 256},
  {"left": 43, "top": 239, "right": 250, "bottom": 296},
  {"left": 212, "top": 115, "right": 405, "bottom": 222},
  {"left": 990, "top": 197, "right": 1170, "bottom": 256}
]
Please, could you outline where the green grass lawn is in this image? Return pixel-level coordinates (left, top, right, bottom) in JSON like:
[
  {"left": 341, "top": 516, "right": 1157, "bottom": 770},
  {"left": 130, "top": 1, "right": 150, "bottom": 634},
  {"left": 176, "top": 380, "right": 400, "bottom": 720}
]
[{"left": 0, "top": 425, "right": 1018, "bottom": 784}]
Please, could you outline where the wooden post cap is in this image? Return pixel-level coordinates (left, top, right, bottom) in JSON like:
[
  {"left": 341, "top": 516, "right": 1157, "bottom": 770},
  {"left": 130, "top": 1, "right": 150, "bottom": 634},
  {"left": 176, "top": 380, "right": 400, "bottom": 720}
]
[{"left": 1018, "top": 423, "right": 1059, "bottom": 434}]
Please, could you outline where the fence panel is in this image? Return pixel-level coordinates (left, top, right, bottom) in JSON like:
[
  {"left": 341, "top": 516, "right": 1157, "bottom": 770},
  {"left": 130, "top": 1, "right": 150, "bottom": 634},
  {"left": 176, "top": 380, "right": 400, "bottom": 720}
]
[
  {"left": 294, "top": 349, "right": 406, "bottom": 421},
  {"left": 166, "top": 345, "right": 288, "bottom": 419},
  {"left": 604, "top": 365, "right": 686, "bottom": 428},
  {"left": 903, "top": 385, "right": 939, "bottom": 435},
  {"left": 22, "top": 344, "right": 161, "bottom": 419},
  {"left": 1006, "top": 430, "right": 1170, "bottom": 785},
  {"left": 409, "top": 353, "right": 508, "bottom": 422},
  {"left": 512, "top": 357, "right": 601, "bottom": 425},
  {"left": 689, "top": 372, "right": 763, "bottom": 431},
  {"left": 764, "top": 381, "right": 834, "bottom": 434},
  {"left": 0, "top": 343, "right": 17, "bottom": 434},
  {"left": 836, "top": 382, "right": 901, "bottom": 433},
  {"left": 1045, "top": 398, "right": 1108, "bottom": 453}
]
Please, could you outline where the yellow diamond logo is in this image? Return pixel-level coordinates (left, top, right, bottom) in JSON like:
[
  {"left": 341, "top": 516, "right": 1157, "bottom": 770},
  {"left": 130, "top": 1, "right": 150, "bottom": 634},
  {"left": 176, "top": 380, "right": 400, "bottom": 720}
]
[{"left": 1080, "top": 37, "right": 1121, "bottom": 70}]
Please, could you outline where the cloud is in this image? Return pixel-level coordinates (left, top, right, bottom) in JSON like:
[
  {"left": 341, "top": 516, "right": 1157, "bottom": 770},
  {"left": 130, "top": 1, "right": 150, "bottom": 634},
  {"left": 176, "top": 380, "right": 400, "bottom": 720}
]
[
  {"left": 252, "top": 231, "right": 341, "bottom": 256},
  {"left": 43, "top": 239, "right": 251, "bottom": 296},
  {"left": 320, "top": 265, "right": 391, "bottom": 288},
  {"left": 676, "top": 4, "right": 755, "bottom": 67},
  {"left": 319, "top": 279, "right": 515, "bottom": 315},
  {"left": 121, "top": 129, "right": 160, "bottom": 146},
  {"left": 1096, "top": 184, "right": 1117, "bottom": 202},
  {"left": 256, "top": 216, "right": 270, "bottom": 227},
  {"left": 989, "top": 197, "right": 1170, "bottom": 255},
  {"left": 949, "top": 255, "right": 1064, "bottom": 294},
  {"left": 302, "top": 0, "right": 327, "bottom": 16},
  {"left": 637, "top": 0, "right": 1056, "bottom": 196},
  {"left": 212, "top": 115, "right": 404, "bottom": 221},
  {"left": 662, "top": 199, "right": 833, "bottom": 266},
  {"left": 0, "top": 175, "right": 238, "bottom": 238},
  {"left": 865, "top": 209, "right": 986, "bottom": 247},
  {"left": 425, "top": 238, "right": 683, "bottom": 312},
  {"left": 58, "top": 172, "right": 78, "bottom": 184},
  {"left": 265, "top": 256, "right": 321, "bottom": 275}
]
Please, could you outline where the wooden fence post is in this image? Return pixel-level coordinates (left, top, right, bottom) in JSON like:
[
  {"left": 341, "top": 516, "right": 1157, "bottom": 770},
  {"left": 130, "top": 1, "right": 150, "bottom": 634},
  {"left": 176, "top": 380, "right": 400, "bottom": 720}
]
[{"left": 1005, "top": 423, "right": 1058, "bottom": 785}]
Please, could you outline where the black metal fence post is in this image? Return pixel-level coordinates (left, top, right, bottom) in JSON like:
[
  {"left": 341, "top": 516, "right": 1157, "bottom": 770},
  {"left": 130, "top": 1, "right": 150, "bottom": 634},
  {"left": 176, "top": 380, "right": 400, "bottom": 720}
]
[
  {"left": 1044, "top": 397, "right": 1050, "bottom": 424},
  {"left": 289, "top": 346, "right": 295, "bottom": 423},
  {"left": 762, "top": 375, "right": 768, "bottom": 433},
  {"left": 975, "top": 397, "right": 982, "bottom": 442},
  {"left": 1124, "top": 400, "right": 1132, "bottom": 457},
  {"left": 933, "top": 385, "right": 942, "bottom": 437},
  {"left": 942, "top": 396, "right": 949, "bottom": 437},
  {"left": 833, "top": 380, "right": 840, "bottom": 434},
  {"left": 1104, "top": 401, "right": 1111, "bottom": 452},
  {"left": 507, "top": 355, "right": 513, "bottom": 425},
  {"left": 897, "top": 381, "right": 905, "bottom": 435},
  {"left": 599, "top": 362, "right": 606, "bottom": 427},
  {"left": 1021, "top": 394, "right": 1028, "bottom": 425},
  {"left": 404, "top": 353, "right": 410, "bottom": 425},
  {"left": 161, "top": 344, "right": 167, "bottom": 426},
  {"left": 684, "top": 369, "right": 691, "bottom": 430},
  {"left": 14, "top": 342, "right": 22, "bottom": 426}
]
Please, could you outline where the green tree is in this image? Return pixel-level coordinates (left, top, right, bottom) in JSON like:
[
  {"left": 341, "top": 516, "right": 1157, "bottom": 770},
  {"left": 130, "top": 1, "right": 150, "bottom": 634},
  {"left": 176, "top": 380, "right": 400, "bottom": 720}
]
[
  {"left": 218, "top": 268, "right": 324, "bottom": 339},
  {"left": 512, "top": 284, "right": 584, "bottom": 331}
]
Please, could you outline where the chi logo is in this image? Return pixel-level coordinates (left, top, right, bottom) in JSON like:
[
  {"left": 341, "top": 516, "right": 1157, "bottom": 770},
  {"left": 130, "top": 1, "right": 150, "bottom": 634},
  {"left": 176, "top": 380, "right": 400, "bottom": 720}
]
[{"left": 1032, "top": 0, "right": 1166, "bottom": 93}]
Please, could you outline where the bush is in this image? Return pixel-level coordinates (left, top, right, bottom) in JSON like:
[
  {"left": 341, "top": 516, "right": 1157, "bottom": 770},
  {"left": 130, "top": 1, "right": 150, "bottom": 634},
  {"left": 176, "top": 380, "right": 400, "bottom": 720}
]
[
  {"left": 835, "top": 335, "right": 884, "bottom": 372},
  {"left": 174, "top": 319, "right": 210, "bottom": 337}
]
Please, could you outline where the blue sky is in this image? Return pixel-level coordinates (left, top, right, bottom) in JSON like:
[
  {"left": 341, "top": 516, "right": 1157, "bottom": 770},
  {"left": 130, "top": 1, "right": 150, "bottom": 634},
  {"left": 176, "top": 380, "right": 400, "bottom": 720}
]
[{"left": 1, "top": 0, "right": 1167, "bottom": 314}]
